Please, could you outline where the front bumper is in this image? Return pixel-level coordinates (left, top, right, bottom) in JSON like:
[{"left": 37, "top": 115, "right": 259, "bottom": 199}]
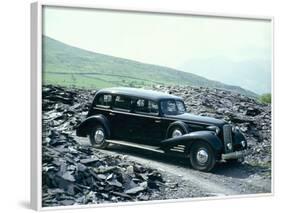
[{"left": 221, "top": 150, "right": 248, "bottom": 160}]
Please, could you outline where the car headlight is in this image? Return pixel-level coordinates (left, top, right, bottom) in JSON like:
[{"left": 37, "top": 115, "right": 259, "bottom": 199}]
[
  {"left": 232, "top": 126, "right": 240, "bottom": 132},
  {"left": 207, "top": 125, "right": 220, "bottom": 135},
  {"left": 226, "top": 142, "right": 233, "bottom": 150},
  {"left": 241, "top": 140, "right": 246, "bottom": 148}
]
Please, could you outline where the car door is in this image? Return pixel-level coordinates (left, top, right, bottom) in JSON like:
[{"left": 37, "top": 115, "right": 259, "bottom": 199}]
[
  {"left": 110, "top": 95, "right": 134, "bottom": 140},
  {"left": 91, "top": 93, "right": 113, "bottom": 122},
  {"left": 130, "top": 99, "right": 163, "bottom": 145}
]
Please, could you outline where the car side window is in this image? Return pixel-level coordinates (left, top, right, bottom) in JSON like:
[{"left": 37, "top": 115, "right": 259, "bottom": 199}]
[
  {"left": 148, "top": 100, "right": 159, "bottom": 114},
  {"left": 113, "top": 95, "right": 132, "bottom": 111},
  {"left": 95, "top": 94, "right": 112, "bottom": 108},
  {"left": 135, "top": 99, "right": 159, "bottom": 115},
  {"left": 135, "top": 99, "right": 147, "bottom": 113}
]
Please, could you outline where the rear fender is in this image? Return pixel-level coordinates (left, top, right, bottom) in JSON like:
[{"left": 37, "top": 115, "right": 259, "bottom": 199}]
[
  {"left": 76, "top": 114, "right": 110, "bottom": 137},
  {"left": 161, "top": 131, "right": 223, "bottom": 156}
]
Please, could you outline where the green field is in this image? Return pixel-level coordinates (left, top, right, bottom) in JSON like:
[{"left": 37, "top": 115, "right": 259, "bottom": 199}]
[{"left": 43, "top": 36, "right": 257, "bottom": 97}]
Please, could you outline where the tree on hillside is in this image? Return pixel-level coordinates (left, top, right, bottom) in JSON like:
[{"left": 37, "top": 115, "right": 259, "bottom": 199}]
[{"left": 259, "top": 93, "right": 271, "bottom": 104}]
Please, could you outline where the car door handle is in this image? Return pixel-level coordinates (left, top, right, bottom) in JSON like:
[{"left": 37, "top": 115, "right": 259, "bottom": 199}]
[
  {"left": 154, "top": 120, "right": 161, "bottom": 123},
  {"left": 109, "top": 112, "right": 115, "bottom": 116}
]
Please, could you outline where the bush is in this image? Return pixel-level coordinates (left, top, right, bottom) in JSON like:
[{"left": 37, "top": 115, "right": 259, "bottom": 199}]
[{"left": 259, "top": 93, "right": 271, "bottom": 104}]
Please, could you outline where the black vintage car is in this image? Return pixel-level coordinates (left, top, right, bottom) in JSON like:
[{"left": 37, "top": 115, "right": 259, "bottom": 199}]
[{"left": 76, "top": 87, "right": 247, "bottom": 172}]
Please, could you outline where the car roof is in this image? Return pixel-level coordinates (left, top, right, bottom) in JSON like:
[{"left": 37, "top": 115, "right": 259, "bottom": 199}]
[{"left": 96, "top": 87, "right": 183, "bottom": 101}]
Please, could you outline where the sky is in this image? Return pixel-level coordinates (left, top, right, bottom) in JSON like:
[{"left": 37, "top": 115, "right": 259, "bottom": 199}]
[{"left": 43, "top": 6, "right": 272, "bottom": 94}]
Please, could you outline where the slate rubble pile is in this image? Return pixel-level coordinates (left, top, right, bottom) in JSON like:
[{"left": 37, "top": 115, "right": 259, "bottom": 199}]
[
  {"left": 42, "top": 85, "right": 165, "bottom": 207},
  {"left": 152, "top": 85, "right": 271, "bottom": 166},
  {"left": 42, "top": 84, "right": 272, "bottom": 206},
  {"left": 42, "top": 85, "right": 93, "bottom": 133},
  {"left": 43, "top": 84, "right": 271, "bottom": 167}
]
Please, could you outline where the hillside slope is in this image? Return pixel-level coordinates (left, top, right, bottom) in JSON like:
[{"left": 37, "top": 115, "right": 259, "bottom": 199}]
[{"left": 43, "top": 36, "right": 257, "bottom": 97}]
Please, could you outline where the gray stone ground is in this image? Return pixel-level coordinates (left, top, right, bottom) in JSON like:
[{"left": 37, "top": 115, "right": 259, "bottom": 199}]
[{"left": 42, "top": 85, "right": 272, "bottom": 207}]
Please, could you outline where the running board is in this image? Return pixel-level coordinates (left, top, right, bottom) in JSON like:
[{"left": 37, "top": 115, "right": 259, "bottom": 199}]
[{"left": 106, "top": 140, "right": 165, "bottom": 154}]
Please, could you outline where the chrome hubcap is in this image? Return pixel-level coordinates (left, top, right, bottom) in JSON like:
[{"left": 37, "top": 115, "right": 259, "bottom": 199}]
[
  {"left": 172, "top": 129, "right": 182, "bottom": 138},
  {"left": 94, "top": 129, "right": 105, "bottom": 144},
  {"left": 196, "top": 149, "right": 209, "bottom": 164}
]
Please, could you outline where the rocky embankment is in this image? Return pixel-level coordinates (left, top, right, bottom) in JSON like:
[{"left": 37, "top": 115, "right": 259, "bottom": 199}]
[
  {"left": 42, "top": 86, "right": 169, "bottom": 207},
  {"left": 42, "top": 85, "right": 271, "bottom": 207}
]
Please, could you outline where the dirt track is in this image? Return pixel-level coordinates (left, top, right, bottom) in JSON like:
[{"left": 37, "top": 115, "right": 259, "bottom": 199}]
[{"left": 75, "top": 135, "right": 271, "bottom": 199}]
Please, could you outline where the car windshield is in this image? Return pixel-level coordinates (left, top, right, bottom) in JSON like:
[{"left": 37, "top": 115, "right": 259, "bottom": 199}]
[{"left": 160, "top": 100, "right": 186, "bottom": 115}]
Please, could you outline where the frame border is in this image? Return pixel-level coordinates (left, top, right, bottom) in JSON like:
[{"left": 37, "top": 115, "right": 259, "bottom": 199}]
[
  {"left": 31, "top": 1, "right": 274, "bottom": 210},
  {"left": 31, "top": 2, "right": 42, "bottom": 210}
]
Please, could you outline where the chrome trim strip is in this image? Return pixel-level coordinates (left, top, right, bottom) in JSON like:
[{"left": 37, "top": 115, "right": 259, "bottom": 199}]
[
  {"left": 107, "top": 139, "right": 165, "bottom": 154},
  {"left": 93, "top": 107, "right": 160, "bottom": 119},
  {"left": 92, "top": 107, "right": 216, "bottom": 126}
]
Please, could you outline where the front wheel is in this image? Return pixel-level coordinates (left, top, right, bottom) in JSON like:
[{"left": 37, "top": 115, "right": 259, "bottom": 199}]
[
  {"left": 190, "top": 142, "right": 216, "bottom": 172},
  {"left": 89, "top": 125, "right": 109, "bottom": 149}
]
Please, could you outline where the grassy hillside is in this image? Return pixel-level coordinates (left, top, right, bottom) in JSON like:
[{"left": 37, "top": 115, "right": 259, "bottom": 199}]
[{"left": 42, "top": 36, "right": 257, "bottom": 97}]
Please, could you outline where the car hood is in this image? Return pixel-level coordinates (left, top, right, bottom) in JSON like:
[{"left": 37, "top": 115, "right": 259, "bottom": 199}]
[{"left": 166, "top": 113, "right": 226, "bottom": 126}]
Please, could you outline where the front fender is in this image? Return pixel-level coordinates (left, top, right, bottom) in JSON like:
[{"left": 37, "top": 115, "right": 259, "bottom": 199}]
[
  {"left": 161, "top": 131, "right": 223, "bottom": 156},
  {"left": 166, "top": 121, "right": 189, "bottom": 138},
  {"left": 76, "top": 114, "right": 111, "bottom": 137}
]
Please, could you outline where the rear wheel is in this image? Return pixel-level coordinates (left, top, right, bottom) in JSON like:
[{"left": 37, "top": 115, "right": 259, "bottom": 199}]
[
  {"left": 89, "top": 125, "right": 109, "bottom": 149},
  {"left": 190, "top": 142, "right": 216, "bottom": 172}
]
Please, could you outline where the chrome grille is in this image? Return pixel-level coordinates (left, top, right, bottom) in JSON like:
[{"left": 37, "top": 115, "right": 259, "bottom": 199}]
[{"left": 223, "top": 124, "right": 233, "bottom": 153}]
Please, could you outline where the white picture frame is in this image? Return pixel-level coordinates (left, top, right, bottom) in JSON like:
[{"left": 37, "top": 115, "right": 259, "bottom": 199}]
[{"left": 31, "top": 1, "right": 274, "bottom": 210}]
